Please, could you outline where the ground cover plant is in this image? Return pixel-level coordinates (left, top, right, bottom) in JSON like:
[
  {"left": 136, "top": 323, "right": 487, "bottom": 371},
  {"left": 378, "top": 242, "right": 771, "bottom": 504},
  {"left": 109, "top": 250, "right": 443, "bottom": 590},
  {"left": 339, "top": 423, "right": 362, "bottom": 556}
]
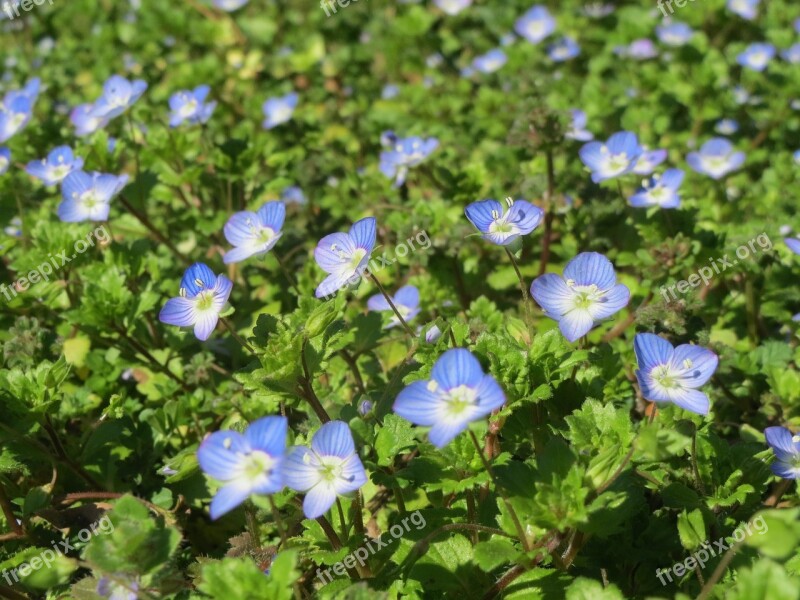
[{"left": 2, "top": 0, "right": 800, "bottom": 598}]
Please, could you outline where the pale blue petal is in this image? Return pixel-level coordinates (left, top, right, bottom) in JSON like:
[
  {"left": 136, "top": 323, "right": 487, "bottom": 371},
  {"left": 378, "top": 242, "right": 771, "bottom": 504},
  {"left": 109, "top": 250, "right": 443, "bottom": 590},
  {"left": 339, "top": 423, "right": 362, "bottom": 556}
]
[
  {"left": 311, "top": 421, "right": 356, "bottom": 459},
  {"left": 634, "top": 333, "right": 674, "bottom": 371},
  {"left": 670, "top": 388, "right": 710, "bottom": 415},
  {"left": 563, "top": 252, "right": 617, "bottom": 289},
  {"left": 197, "top": 430, "right": 250, "bottom": 480},
  {"left": 558, "top": 309, "right": 594, "bottom": 342},
  {"left": 670, "top": 345, "right": 718, "bottom": 388},
  {"left": 465, "top": 199, "right": 503, "bottom": 233},
  {"left": 394, "top": 380, "right": 440, "bottom": 426},
  {"left": 245, "top": 416, "right": 288, "bottom": 457},
  {"left": 159, "top": 297, "right": 197, "bottom": 327},
  {"left": 431, "top": 348, "right": 484, "bottom": 390},
  {"left": 282, "top": 447, "right": 321, "bottom": 491},
  {"left": 303, "top": 484, "right": 337, "bottom": 519},
  {"left": 588, "top": 284, "right": 630, "bottom": 320},
  {"left": 210, "top": 481, "right": 252, "bottom": 520},
  {"left": 349, "top": 217, "right": 377, "bottom": 253},
  {"left": 531, "top": 273, "right": 574, "bottom": 317}
]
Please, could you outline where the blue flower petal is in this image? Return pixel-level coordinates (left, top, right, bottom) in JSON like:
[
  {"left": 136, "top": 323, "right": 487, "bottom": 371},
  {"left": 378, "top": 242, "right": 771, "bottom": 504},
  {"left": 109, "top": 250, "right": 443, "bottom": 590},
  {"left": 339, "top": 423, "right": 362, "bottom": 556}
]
[
  {"left": 465, "top": 199, "right": 504, "bottom": 234},
  {"left": 180, "top": 263, "right": 217, "bottom": 296},
  {"left": 431, "top": 348, "right": 484, "bottom": 390},
  {"left": 282, "top": 447, "right": 321, "bottom": 491},
  {"left": 197, "top": 430, "right": 250, "bottom": 480},
  {"left": 210, "top": 481, "right": 252, "bottom": 520},
  {"left": 394, "top": 285, "right": 420, "bottom": 310},
  {"left": 670, "top": 344, "right": 718, "bottom": 388},
  {"left": 394, "top": 380, "right": 441, "bottom": 426},
  {"left": 311, "top": 421, "right": 356, "bottom": 459},
  {"left": 563, "top": 252, "right": 617, "bottom": 289},
  {"left": 588, "top": 283, "right": 630, "bottom": 320},
  {"left": 302, "top": 483, "right": 337, "bottom": 519},
  {"left": 765, "top": 426, "right": 798, "bottom": 461},
  {"left": 315, "top": 232, "right": 357, "bottom": 273},
  {"left": 558, "top": 309, "right": 594, "bottom": 342},
  {"left": 257, "top": 201, "right": 286, "bottom": 232},
  {"left": 245, "top": 416, "right": 288, "bottom": 457},
  {"left": 349, "top": 217, "right": 377, "bottom": 253},
  {"left": 670, "top": 388, "right": 710, "bottom": 415},
  {"left": 428, "top": 420, "right": 469, "bottom": 448},
  {"left": 531, "top": 273, "right": 573, "bottom": 317},
  {"left": 159, "top": 297, "right": 197, "bottom": 327},
  {"left": 332, "top": 454, "right": 368, "bottom": 495},
  {"left": 634, "top": 333, "right": 674, "bottom": 372}
]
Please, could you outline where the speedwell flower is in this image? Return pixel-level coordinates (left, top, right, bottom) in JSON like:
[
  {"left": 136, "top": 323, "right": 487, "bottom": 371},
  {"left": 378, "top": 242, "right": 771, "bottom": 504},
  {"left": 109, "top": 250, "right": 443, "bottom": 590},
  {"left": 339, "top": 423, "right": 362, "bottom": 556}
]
[
  {"left": 282, "top": 421, "right": 368, "bottom": 519},
  {"left": 686, "top": 138, "right": 745, "bottom": 179},
  {"left": 197, "top": 416, "right": 288, "bottom": 519},
  {"left": 629, "top": 169, "right": 684, "bottom": 209},
  {"left": 0, "top": 83, "right": 37, "bottom": 143},
  {"left": 314, "top": 217, "right": 376, "bottom": 298},
  {"left": 727, "top": 0, "right": 759, "bottom": 19},
  {"left": 782, "top": 44, "right": 800, "bottom": 65},
  {"left": 565, "top": 110, "right": 593, "bottom": 142},
  {"left": 764, "top": 427, "right": 800, "bottom": 479},
  {"left": 656, "top": 22, "right": 694, "bottom": 46},
  {"left": 379, "top": 133, "right": 439, "bottom": 187},
  {"left": 737, "top": 43, "right": 775, "bottom": 72},
  {"left": 281, "top": 185, "right": 306, "bottom": 204},
  {"left": 168, "top": 85, "right": 217, "bottom": 127},
  {"left": 26, "top": 146, "right": 84, "bottom": 186},
  {"left": 530, "top": 252, "right": 630, "bottom": 342},
  {"left": 579, "top": 132, "right": 643, "bottom": 183},
  {"left": 368, "top": 285, "right": 420, "bottom": 328},
  {"left": 223, "top": 201, "right": 285, "bottom": 264},
  {"left": 159, "top": 263, "right": 233, "bottom": 341},
  {"left": 548, "top": 37, "right": 580, "bottom": 62},
  {"left": 213, "top": 0, "right": 249, "bottom": 10},
  {"left": 57, "top": 171, "right": 128, "bottom": 222},
  {"left": 632, "top": 148, "right": 668, "bottom": 176},
  {"left": 785, "top": 237, "right": 800, "bottom": 255},
  {"left": 262, "top": 92, "right": 298, "bottom": 129},
  {"left": 394, "top": 348, "right": 506, "bottom": 448},
  {"left": 465, "top": 197, "right": 544, "bottom": 246},
  {"left": 433, "top": 0, "right": 471, "bottom": 15},
  {"left": 634, "top": 333, "right": 719, "bottom": 415},
  {"left": 514, "top": 6, "right": 556, "bottom": 45},
  {"left": 715, "top": 119, "right": 739, "bottom": 136},
  {"left": 472, "top": 49, "right": 507, "bottom": 74},
  {"left": 70, "top": 103, "right": 109, "bottom": 136},
  {"left": 0, "top": 148, "right": 9, "bottom": 175},
  {"left": 90, "top": 75, "right": 148, "bottom": 120}
]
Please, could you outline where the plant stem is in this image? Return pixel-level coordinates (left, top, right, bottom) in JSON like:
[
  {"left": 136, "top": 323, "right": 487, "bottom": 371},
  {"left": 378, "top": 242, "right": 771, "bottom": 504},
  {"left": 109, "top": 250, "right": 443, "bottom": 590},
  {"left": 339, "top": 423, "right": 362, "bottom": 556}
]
[
  {"left": 335, "top": 498, "right": 348, "bottom": 540},
  {"left": 0, "top": 483, "right": 24, "bottom": 537},
  {"left": 505, "top": 247, "right": 535, "bottom": 333},
  {"left": 367, "top": 272, "right": 415, "bottom": 338},
  {"left": 268, "top": 497, "right": 288, "bottom": 547},
  {"left": 245, "top": 502, "right": 262, "bottom": 549},
  {"left": 339, "top": 350, "right": 365, "bottom": 395},
  {"left": 118, "top": 196, "right": 188, "bottom": 264},
  {"left": 300, "top": 339, "right": 332, "bottom": 423},
  {"left": 691, "top": 425, "right": 707, "bottom": 496},
  {"left": 220, "top": 317, "right": 255, "bottom": 354},
  {"left": 273, "top": 251, "right": 302, "bottom": 296}
]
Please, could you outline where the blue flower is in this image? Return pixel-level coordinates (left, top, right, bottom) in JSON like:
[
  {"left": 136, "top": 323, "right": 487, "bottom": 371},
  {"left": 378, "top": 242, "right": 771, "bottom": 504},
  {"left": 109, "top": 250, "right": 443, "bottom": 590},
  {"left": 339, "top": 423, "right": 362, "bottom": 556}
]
[
  {"left": 565, "top": 109, "right": 593, "bottom": 142},
  {"left": 424, "top": 324, "right": 443, "bottom": 343},
  {"left": 168, "top": 85, "right": 217, "bottom": 127},
  {"left": 394, "top": 348, "right": 506, "bottom": 448},
  {"left": 796, "top": 17, "right": 800, "bottom": 33},
  {"left": 794, "top": 150, "right": 800, "bottom": 166},
  {"left": 368, "top": 285, "right": 421, "bottom": 328},
  {"left": 656, "top": 22, "right": 694, "bottom": 46},
  {"left": 634, "top": 333, "right": 718, "bottom": 415},
  {"left": 629, "top": 169, "right": 684, "bottom": 209},
  {"left": 737, "top": 43, "right": 775, "bottom": 72},
  {"left": 465, "top": 197, "right": 544, "bottom": 245},
  {"left": 623, "top": 39, "right": 658, "bottom": 60},
  {"left": 715, "top": 119, "right": 739, "bottom": 136},
  {"left": 282, "top": 421, "right": 368, "bottom": 519},
  {"left": 379, "top": 133, "right": 438, "bottom": 187},
  {"left": 433, "top": 0, "right": 471, "bottom": 15},
  {"left": 583, "top": 3, "right": 614, "bottom": 18},
  {"left": 633, "top": 148, "right": 668, "bottom": 176},
  {"left": 281, "top": 185, "right": 306, "bottom": 204},
  {"left": 0, "top": 80, "right": 39, "bottom": 143},
  {"left": 90, "top": 75, "right": 148, "bottom": 120},
  {"left": 579, "top": 132, "right": 643, "bottom": 183},
  {"left": 382, "top": 84, "right": 400, "bottom": 99},
  {"left": 765, "top": 427, "right": 800, "bottom": 479},
  {"left": 530, "top": 252, "right": 630, "bottom": 342},
  {"left": 515, "top": 6, "right": 556, "bottom": 44},
  {"left": 213, "top": 0, "right": 249, "bottom": 10},
  {"left": 727, "top": 0, "right": 759, "bottom": 19},
  {"left": 782, "top": 44, "right": 800, "bottom": 64},
  {"left": 26, "top": 146, "right": 84, "bottom": 186},
  {"left": 0, "top": 147, "right": 9, "bottom": 175},
  {"left": 785, "top": 237, "right": 800, "bottom": 255},
  {"left": 223, "top": 201, "right": 285, "bottom": 264},
  {"left": 472, "top": 48, "right": 507, "bottom": 74},
  {"left": 97, "top": 575, "right": 138, "bottom": 600},
  {"left": 686, "top": 138, "right": 745, "bottom": 179},
  {"left": 314, "top": 217, "right": 376, "bottom": 298},
  {"left": 548, "top": 37, "right": 580, "bottom": 62},
  {"left": 197, "top": 416, "right": 288, "bottom": 519},
  {"left": 159, "top": 263, "right": 234, "bottom": 341},
  {"left": 57, "top": 171, "right": 129, "bottom": 222},
  {"left": 70, "top": 103, "right": 110, "bottom": 136},
  {"left": 262, "top": 92, "right": 298, "bottom": 129}
]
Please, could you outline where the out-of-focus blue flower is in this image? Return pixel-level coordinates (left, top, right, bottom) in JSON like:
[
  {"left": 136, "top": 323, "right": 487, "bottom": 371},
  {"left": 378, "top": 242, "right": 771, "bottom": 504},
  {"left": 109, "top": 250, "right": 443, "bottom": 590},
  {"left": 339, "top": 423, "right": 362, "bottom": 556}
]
[
  {"left": 633, "top": 148, "right": 667, "bottom": 176},
  {"left": 223, "top": 201, "right": 285, "bottom": 264},
  {"left": 368, "top": 285, "right": 420, "bottom": 328},
  {"left": 531, "top": 252, "right": 630, "bottom": 342},
  {"left": 4, "top": 217, "right": 22, "bottom": 238},
  {"left": 26, "top": 146, "right": 84, "bottom": 186},
  {"left": 108, "top": 137, "right": 118, "bottom": 153},
  {"left": 565, "top": 109, "right": 593, "bottom": 141},
  {"left": 629, "top": 169, "right": 684, "bottom": 209},
  {"left": 394, "top": 348, "right": 505, "bottom": 448},
  {"left": 465, "top": 197, "right": 544, "bottom": 245},
  {"left": 686, "top": 138, "right": 745, "bottom": 179},
  {"left": 472, "top": 48, "right": 507, "bottom": 73},
  {"left": 727, "top": 0, "right": 759, "bottom": 20},
  {"left": 579, "top": 132, "right": 644, "bottom": 183},
  {"left": 379, "top": 132, "right": 438, "bottom": 187},
  {"left": 426, "top": 53, "right": 444, "bottom": 68},
  {"left": 548, "top": 37, "right": 580, "bottom": 62},
  {"left": 97, "top": 575, "right": 138, "bottom": 600},
  {"left": 57, "top": 171, "right": 128, "bottom": 222},
  {"left": 634, "top": 333, "right": 718, "bottom": 415},
  {"left": 785, "top": 236, "right": 800, "bottom": 255},
  {"left": 500, "top": 32, "right": 517, "bottom": 46},
  {"left": 656, "top": 22, "right": 694, "bottom": 46},
  {"left": 626, "top": 39, "right": 658, "bottom": 60},
  {"left": 794, "top": 150, "right": 800, "bottom": 166},
  {"left": 70, "top": 103, "right": 109, "bottom": 136},
  {"left": 213, "top": 0, "right": 249, "bottom": 10},
  {"left": 0, "top": 147, "right": 9, "bottom": 175},
  {"left": 169, "top": 85, "right": 216, "bottom": 127},
  {"left": 282, "top": 421, "right": 368, "bottom": 519},
  {"left": 715, "top": 119, "right": 739, "bottom": 136},
  {"left": 281, "top": 185, "right": 306, "bottom": 204},
  {"left": 764, "top": 427, "right": 800, "bottom": 479},
  {"left": 514, "top": 6, "right": 556, "bottom": 45},
  {"left": 90, "top": 75, "right": 148, "bottom": 120},
  {"left": 433, "top": 0, "right": 471, "bottom": 15},
  {"left": 382, "top": 84, "right": 400, "bottom": 99},
  {"left": 159, "top": 263, "right": 233, "bottom": 341},
  {"left": 314, "top": 217, "right": 376, "bottom": 298},
  {"left": 262, "top": 92, "right": 298, "bottom": 129},
  {"left": 782, "top": 43, "right": 800, "bottom": 64},
  {"left": 197, "top": 416, "right": 287, "bottom": 519},
  {"left": 0, "top": 78, "right": 40, "bottom": 143},
  {"left": 583, "top": 2, "right": 614, "bottom": 18},
  {"left": 737, "top": 43, "right": 775, "bottom": 72}
]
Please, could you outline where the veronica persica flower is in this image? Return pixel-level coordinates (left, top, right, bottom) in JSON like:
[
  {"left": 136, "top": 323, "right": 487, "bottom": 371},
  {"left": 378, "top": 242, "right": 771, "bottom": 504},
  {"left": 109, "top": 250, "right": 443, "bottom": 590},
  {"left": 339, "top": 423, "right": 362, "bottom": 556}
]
[
  {"left": 566, "top": 110, "right": 593, "bottom": 142},
  {"left": 282, "top": 421, "right": 367, "bottom": 519},
  {"left": 394, "top": 348, "right": 506, "bottom": 448},
  {"left": 433, "top": 0, "right": 471, "bottom": 15},
  {"left": 579, "top": 132, "right": 643, "bottom": 183},
  {"left": 223, "top": 201, "right": 285, "bottom": 264},
  {"left": 715, "top": 119, "right": 739, "bottom": 136},
  {"left": 197, "top": 416, "right": 288, "bottom": 519},
  {"left": 0, "top": 148, "right": 9, "bottom": 175},
  {"left": 0, "top": 95, "right": 33, "bottom": 143},
  {"left": 530, "top": 252, "right": 630, "bottom": 342},
  {"left": 548, "top": 37, "right": 580, "bottom": 62},
  {"left": 368, "top": 285, "right": 420, "bottom": 328},
  {"left": 765, "top": 427, "right": 800, "bottom": 478},
  {"left": 625, "top": 39, "right": 658, "bottom": 60},
  {"left": 90, "top": 75, "right": 148, "bottom": 120},
  {"left": 213, "top": 0, "right": 249, "bottom": 10},
  {"left": 26, "top": 146, "right": 84, "bottom": 186},
  {"left": 57, "top": 171, "right": 128, "bottom": 222},
  {"left": 472, "top": 49, "right": 507, "bottom": 74},
  {"left": 379, "top": 133, "right": 439, "bottom": 187},
  {"left": 159, "top": 263, "right": 233, "bottom": 341},
  {"left": 97, "top": 576, "right": 138, "bottom": 600},
  {"left": 783, "top": 44, "right": 800, "bottom": 65},
  {"left": 514, "top": 6, "right": 556, "bottom": 45},
  {"left": 737, "top": 43, "right": 775, "bottom": 72},
  {"left": 262, "top": 92, "right": 298, "bottom": 129},
  {"left": 281, "top": 185, "right": 306, "bottom": 204},
  {"left": 727, "top": 0, "right": 759, "bottom": 19},
  {"left": 634, "top": 333, "right": 718, "bottom": 415},
  {"left": 633, "top": 148, "right": 667, "bottom": 176},
  {"left": 686, "top": 138, "right": 745, "bottom": 179},
  {"left": 314, "top": 217, "right": 376, "bottom": 298},
  {"left": 656, "top": 22, "right": 693, "bottom": 46},
  {"left": 785, "top": 237, "right": 800, "bottom": 255},
  {"left": 629, "top": 169, "right": 684, "bottom": 209},
  {"left": 168, "top": 85, "right": 217, "bottom": 127},
  {"left": 583, "top": 3, "right": 614, "bottom": 18},
  {"left": 70, "top": 103, "right": 109, "bottom": 136},
  {"left": 465, "top": 197, "right": 544, "bottom": 246}
]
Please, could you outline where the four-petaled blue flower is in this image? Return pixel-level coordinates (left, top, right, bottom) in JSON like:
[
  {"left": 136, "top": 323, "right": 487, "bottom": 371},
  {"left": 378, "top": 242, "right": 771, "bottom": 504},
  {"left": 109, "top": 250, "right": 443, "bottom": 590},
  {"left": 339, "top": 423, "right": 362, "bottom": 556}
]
[
  {"left": 379, "top": 132, "right": 439, "bottom": 187},
  {"left": 579, "top": 132, "right": 644, "bottom": 183},
  {"left": 737, "top": 43, "right": 775, "bottom": 72},
  {"left": 281, "top": 185, "right": 306, "bottom": 204},
  {"left": 727, "top": 0, "right": 759, "bottom": 20},
  {"left": 70, "top": 103, "right": 110, "bottom": 136},
  {"left": 715, "top": 119, "right": 739, "bottom": 136},
  {"left": 633, "top": 148, "right": 668, "bottom": 176},
  {"left": 566, "top": 109, "right": 593, "bottom": 142},
  {"left": 530, "top": 252, "right": 630, "bottom": 342},
  {"left": 223, "top": 201, "right": 285, "bottom": 264},
  {"left": 282, "top": 421, "right": 368, "bottom": 519},
  {"left": 656, "top": 22, "right": 694, "bottom": 46},
  {"left": 368, "top": 285, "right": 421, "bottom": 328},
  {"left": 465, "top": 197, "right": 544, "bottom": 246},
  {"left": 764, "top": 426, "right": 800, "bottom": 479},
  {"left": 97, "top": 575, "right": 138, "bottom": 600},
  {"left": 434, "top": 0, "right": 472, "bottom": 15},
  {"left": 26, "top": 146, "right": 84, "bottom": 186},
  {"left": 782, "top": 44, "right": 800, "bottom": 65},
  {"left": 0, "top": 148, "right": 9, "bottom": 175},
  {"left": 314, "top": 217, "right": 377, "bottom": 298},
  {"left": 159, "top": 263, "right": 234, "bottom": 341},
  {"left": 57, "top": 171, "right": 129, "bottom": 222},
  {"left": 90, "top": 75, "right": 148, "bottom": 120},
  {"left": 197, "top": 416, "right": 288, "bottom": 519},
  {"left": 213, "top": 0, "right": 249, "bottom": 10},
  {"left": 472, "top": 49, "right": 507, "bottom": 74},
  {"left": 624, "top": 39, "right": 658, "bottom": 60},
  {"left": 634, "top": 333, "right": 719, "bottom": 415},
  {"left": 394, "top": 348, "right": 506, "bottom": 448},
  {"left": 686, "top": 138, "right": 745, "bottom": 179},
  {"left": 0, "top": 79, "right": 40, "bottom": 143},
  {"left": 785, "top": 237, "right": 800, "bottom": 256},
  {"left": 629, "top": 169, "right": 684, "bottom": 209},
  {"left": 514, "top": 6, "right": 556, "bottom": 45},
  {"left": 169, "top": 85, "right": 217, "bottom": 127},
  {"left": 548, "top": 37, "right": 580, "bottom": 62},
  {"left": 262, "top": 92, "right": 298, "bottom": 129}
]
